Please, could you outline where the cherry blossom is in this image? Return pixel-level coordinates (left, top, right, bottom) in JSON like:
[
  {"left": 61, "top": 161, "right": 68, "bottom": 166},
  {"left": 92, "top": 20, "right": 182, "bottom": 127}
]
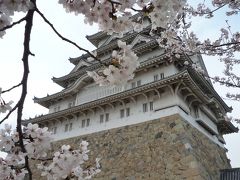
[
  {"left": 24, "top": 124, "right": 52, "bottom": 158},
  {"left": 0, "top": 88, "right": 13, "bottom": 114},
  {"left": 58, "top": 0, "right": 186, "bottom": 34},
  {"left": 87, "top": 40, "right": 138, "bottom": 86},
  {"left": 0, "top": 123, "right": 100, "bottom": 180},
  {"left": 37, "top": 141, "right": 100, "bottom": 180}
]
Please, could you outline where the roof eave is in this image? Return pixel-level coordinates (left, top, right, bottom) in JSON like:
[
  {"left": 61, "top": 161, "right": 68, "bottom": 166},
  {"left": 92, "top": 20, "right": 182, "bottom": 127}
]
[{"left": 217, "top": 120, "right": 239, "bottom": 134}]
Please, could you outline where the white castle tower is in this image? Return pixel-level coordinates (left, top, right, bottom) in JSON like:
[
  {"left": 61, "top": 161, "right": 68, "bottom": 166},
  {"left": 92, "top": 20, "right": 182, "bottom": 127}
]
[{"left": 24, "top": 23, "right": 238, "bottom": 179}]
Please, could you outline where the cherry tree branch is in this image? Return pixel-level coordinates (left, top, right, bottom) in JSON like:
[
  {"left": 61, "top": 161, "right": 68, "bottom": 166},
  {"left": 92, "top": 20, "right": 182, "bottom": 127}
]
[
  {"left": 31, "top": 157, "right": 53, "bottom": 161},
  {"left": 210, "top": 4, "right": 227, "bottom": 14},
  {"left": 35, "top": 8, "right": 104, "bottom": 65},
  {"left": 205, "top": 41, "right": 240, "bottom": 48},
  {"left": 1, "top": 82, "right": 22, "bottom": 94},
  {"left": 0, "top": 16, "right": 27, "bottom": 32},
  {"left": 15, "top": 1, "right": 36, "bottom": 178},
  {"left": 0, "top": 104, "right": 18, "bottom": 124}
]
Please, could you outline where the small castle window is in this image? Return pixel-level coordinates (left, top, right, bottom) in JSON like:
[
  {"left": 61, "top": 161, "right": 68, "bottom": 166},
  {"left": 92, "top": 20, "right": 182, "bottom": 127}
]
[
  {"left": 100, "top": 114, "right": 110, "bottom": 123},
  {"left": 137, "top": 80, "right": 141, "bottom": 86},
  {"left": 160, "top": 73, "right": 164, "bottom": 79},
  {"left": 154, "top": 74, "right": 159, "bottom": 81},
  {"left": 64, "top": 124, "right": 69, "bottom": 132},
  {"left": 194, "top": 107, "right": 199, "bottom": 118},
  {"left": 57, "top": 105, "right": 61, "bottom": 111},
  {"left": 143, "top": 103, "right": 148, "bottom": 112},
  {"left": 100, "top": 114, "right": 104, "bottom": 123},
  {"left": 105, "top": 113, "right": 109, "bottom": 122},
  {"left": 150, "top": 102, "right": 154, "bottom": 111},
  {"left": 126, "top": 108, "right": 130, "bottom": 117},
  {"left": 52, "top": 127, "right": 57, "bottom": 134},
  {"left": 68, "top": 102, "right": 74, "bottom": 108},
  {"left": 131, "top": 82, "right": 136, "bottom": 88},
  {"left": 82, "top": 120, "right": 86, "bottom": 128},
  {"left": 86, "top": 119, "right": 90, "bottom": 127},
  {"left": 120, "top": 109, "right": 125, "bottom": 118},
  {"left": 69, "top": 123, "right": 73, "bottom": 131}
]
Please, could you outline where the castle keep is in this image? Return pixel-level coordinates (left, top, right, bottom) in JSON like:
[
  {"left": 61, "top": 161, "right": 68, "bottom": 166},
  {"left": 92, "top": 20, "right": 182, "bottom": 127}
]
[{"left": 24, "top": 24, "right": 238, "bottom": 179}]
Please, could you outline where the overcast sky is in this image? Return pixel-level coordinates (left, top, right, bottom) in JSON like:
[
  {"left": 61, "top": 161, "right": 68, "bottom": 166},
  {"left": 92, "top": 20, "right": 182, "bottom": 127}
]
[{"left": 0, "top": 0, "right": 239, "bottom": 167}]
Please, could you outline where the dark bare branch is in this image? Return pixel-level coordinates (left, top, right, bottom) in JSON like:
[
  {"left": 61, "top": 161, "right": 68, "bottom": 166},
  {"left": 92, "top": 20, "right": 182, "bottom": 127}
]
[
  {"left": 1, "top": 82, "right": 22, "bottom": 94},
  {"left": 0, "top": 104, "right": 18, "bottom": 124},
  {"left": 0, "top": 16, "right": 27, "bottom": 32},
  {"left": 15, "top": 1, "right": 36, "bottom": 178}
]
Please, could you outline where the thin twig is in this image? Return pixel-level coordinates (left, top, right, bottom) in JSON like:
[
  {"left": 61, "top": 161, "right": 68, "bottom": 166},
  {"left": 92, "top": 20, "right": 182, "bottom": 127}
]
[
  {"left": 0, "top": 104, "right": 18, "bottom": 124},
  {"left": 206, "top": 75, "right": 240, "bottom": 88},
  {"left": 31, "top": 157, "right": 53, "bottom": 161},
  {"left": 1, "top": 82, "right": 22, "bottom": 94},
  {"left": 0, "top": 16, "right": 27, "bottom": 32},
  {"left": 210, "top": 4, "right": 227, "bottom": 14},
  {"left": 205, "top": 41, "right": 240, "bottom": 48}
]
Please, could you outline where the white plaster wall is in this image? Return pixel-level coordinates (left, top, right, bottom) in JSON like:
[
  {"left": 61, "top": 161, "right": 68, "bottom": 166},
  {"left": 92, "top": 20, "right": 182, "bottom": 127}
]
[
  {"left": 176, "top": 95, "right": 190, "bottom": 114},
  {"left": 200, "top": 105, "right": 217, "bottom": 121},
  {"left": 138, "top": 48, "right": 165, "bottom": 63},
  {"left": 76, "top": 64, "right": 178, "bottom": 105},
  {"left": 47, "top": 91, "right": 224, "bottom": 148},
  {"left": 179, "top": 108, "right": 224, "bottom": 148},
  {"left": 49, "top": 97, "right": 75, "bottom": 113},
  {"left": 198, "top": 109, "right": 219, "bottom": 134},
  {"left": 50, "top": 93, "right": 175, "bottom": 140}
]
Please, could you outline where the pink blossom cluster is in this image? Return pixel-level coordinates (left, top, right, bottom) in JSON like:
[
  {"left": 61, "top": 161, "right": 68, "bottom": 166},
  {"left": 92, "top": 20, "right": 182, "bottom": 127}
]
[
  {"left": 224, "top": 114, "right": 240, "bottom": 124},
  {"left": 37, "top": 141, "right": 100, "bottom": 180},
  {"left": 226, "top": 93, "right": 240, "bottom": 101},
  {"left": 58, "top": 0, "right": 186, "bottom": 34},
  {"left": 24, "top": 123, "right": 52, "bottom": 158},
  {"left": 0, "top": 123, "right": 100, "bottom": 179},
  {"left": 87, "top": 40, "right": 139, "bottom": 86},
  {"left": 212, "top": 0, "right": 240, "bottom": 16},
  {"left": 0, "top": 124, "right": 27, "bottom": 179},
  {"left": 0, "top": 88, "right": 13, "bottom": 114},
  {"left": 0, "top": 0, "right": 34, "bottom": 38}
]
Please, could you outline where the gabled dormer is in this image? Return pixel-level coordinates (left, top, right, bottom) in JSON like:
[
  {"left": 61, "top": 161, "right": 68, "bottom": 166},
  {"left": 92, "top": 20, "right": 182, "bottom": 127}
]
[
  {"left": 130, "top": 34, "right": 151, "bottom": 49},
  {"left": 85, "top": 31, "right": 110, "bottom": 47},
  {"left": 70, "top": 59, "right": 92, "bottom": 73}
]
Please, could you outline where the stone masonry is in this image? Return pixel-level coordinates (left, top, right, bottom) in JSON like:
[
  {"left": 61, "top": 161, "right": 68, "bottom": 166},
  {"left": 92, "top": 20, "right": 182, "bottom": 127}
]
[{"left": 31, "top": 114, "right": 231, "bottom": 180}]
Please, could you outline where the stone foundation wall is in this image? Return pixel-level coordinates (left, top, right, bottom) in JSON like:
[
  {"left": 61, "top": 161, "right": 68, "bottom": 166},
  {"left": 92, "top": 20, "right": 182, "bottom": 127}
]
[{"left": 32, "top": 114, "right": 230, "bottom": 179}]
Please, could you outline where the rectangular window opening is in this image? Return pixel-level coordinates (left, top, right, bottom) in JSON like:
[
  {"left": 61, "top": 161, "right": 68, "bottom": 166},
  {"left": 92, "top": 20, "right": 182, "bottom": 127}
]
[
  {"left": 100, "top": 114, "right": 104, "bottom": 123},
  {"left": 86, "top": 119, "right": 90, "bottom": 127},
  {"left": 131, "top": 82, "right": 136, "bottom": 88},
  {"left": 82, "top": 120, "right": 86, "bottom": 128},
  {"left": 64, "top": 124, "right": 69, "bottom": 132},
  {"left": 154, "top": 74, "right": 159, "bottom": 81},
  {"left": 68, "top": 102, "right": 73, "bottom": 108},
  {"left": 69, "top": 123, "right": 72, "bottom": 131},
  {"left": 137, "top": 80, "right": 141, "bottom": 86},
  {"left": 120, "top": 109, "right": 125, "bottom": 118},
  {"left": 53, "top": 127, "right": 57, "bottom": 134},
  {"left": 150, "top": 101, "right": 153, "bottom": 111},
  {"left": 143, "top": 103, "right": 148, "bottom": 112},
  {"left": 105, "top": 113, "right": 109, "bottom": 122},
  {"left": 126, "top": 108, "right": 130, "bottom": 117},
  {"left": 160, "top": 73, "right": 164, "bottom": 79}
]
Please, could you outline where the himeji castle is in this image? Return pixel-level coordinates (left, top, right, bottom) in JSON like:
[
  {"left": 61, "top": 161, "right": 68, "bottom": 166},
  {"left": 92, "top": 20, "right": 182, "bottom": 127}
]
[{"left": 24, "top": 22, "right": 238, "bottom": 179}]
